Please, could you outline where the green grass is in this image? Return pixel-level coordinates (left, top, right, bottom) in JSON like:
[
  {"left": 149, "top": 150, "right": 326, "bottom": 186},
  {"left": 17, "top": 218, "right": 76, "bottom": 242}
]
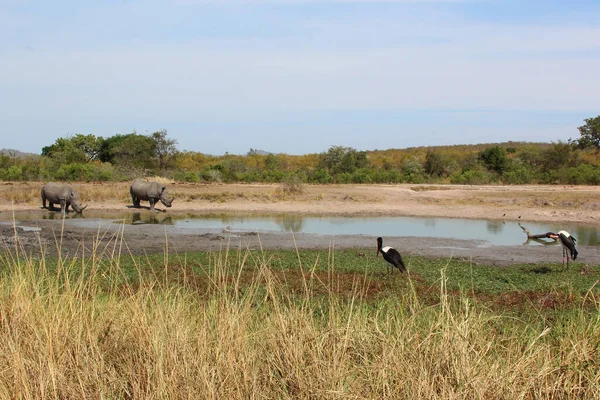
[
  {"left": 36, "top": 245, "right": 600, "bottom": 321},
  {"left": 1, "top": 236, "right": 599, "bottom": 398}
]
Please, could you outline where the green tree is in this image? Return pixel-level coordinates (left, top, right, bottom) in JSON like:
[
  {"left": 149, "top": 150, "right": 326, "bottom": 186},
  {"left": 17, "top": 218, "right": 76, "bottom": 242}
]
[
  {"left": 479, "top": 146, "right": 508, "bottom": 174},
  {"left": 99, "top": 133, "right": 156, "bottom": 170},
  {"left": 265, "top": 154, "right": 279, "bottom": 171},
  {"left": 42, "top": 134, "right": 103, "bottom": 164},
  {"left": 71, "top": 134, "right": 104, "bottom": 162},
  {"left": 571, "top": 115, "right": 600, "bottom": 151},
  {"left": 320, "top": 146, "right": 369, "bottom": 175},
  {"left": 424, "top": 151, "right": 445, "bottom": 177},
  {"left": 540, "top": 141, "right": 575, "bottom": 172},
  {"left": 152, "top": 129, "right": 178, "bottom": 170}
]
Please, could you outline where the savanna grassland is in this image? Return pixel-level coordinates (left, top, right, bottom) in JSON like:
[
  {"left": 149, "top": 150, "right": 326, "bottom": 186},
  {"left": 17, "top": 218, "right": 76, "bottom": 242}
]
[
  {"left": 1, "top": 180, "right": 600, "bottom": 398},
  {"left": 0, "top": 229, "right": 599, "bottom": 398}
]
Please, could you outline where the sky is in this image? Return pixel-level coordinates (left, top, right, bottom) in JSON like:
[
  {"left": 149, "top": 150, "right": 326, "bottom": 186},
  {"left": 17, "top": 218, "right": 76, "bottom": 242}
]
[{"left": 1, "top": 0, "right": 599, "bottom": 155}]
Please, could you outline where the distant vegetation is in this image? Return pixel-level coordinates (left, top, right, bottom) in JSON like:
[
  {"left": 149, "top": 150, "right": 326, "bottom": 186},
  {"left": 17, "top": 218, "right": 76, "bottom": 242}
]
[{"left": 2, "top": 116, "right": 600, "bottom": 185}]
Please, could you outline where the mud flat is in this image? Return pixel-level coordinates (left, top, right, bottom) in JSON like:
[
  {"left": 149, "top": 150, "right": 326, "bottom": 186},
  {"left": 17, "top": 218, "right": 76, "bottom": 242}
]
[
  {"left": 1, "top": 183, "right": 600, "bottom": 266},
  {"left": 2, "top": 215, "right": 600, "bottom": 267}
]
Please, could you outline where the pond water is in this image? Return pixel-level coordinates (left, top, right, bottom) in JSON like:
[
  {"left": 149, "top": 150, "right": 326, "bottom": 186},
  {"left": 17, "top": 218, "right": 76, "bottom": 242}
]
[{"left": 33, "top": 212, "right": 600, "bottom": 247}]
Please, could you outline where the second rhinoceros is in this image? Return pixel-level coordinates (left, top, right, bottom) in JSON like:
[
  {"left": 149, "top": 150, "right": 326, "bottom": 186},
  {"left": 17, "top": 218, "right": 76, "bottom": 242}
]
[
  {"left": 130, "top": 180, "right": 174, "bottom": 211},
  {"left": 41, "top": 182, "right": 87, "bottom": 213}
]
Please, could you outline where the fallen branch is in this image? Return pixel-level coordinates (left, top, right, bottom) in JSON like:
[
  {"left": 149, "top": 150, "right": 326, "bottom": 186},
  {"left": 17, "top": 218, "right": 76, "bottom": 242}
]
[{"left": 519, "top": 224, "right": 558, "bottom": 245}]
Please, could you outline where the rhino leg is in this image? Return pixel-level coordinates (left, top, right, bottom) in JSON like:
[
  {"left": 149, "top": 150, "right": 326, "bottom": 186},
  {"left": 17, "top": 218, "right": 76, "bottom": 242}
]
[
  {"left": 131, "top": 194, "right": 140, "bottom": 208},
  {"left": 59, "top": 199, "right": 67, "bottom": 214},
  {"left": 149, "top": 198, "right": 156, "bottom": 211}
]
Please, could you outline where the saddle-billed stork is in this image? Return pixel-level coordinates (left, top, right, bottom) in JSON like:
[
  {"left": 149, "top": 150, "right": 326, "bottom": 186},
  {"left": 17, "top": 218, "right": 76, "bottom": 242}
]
[
  {"left": 547, "top": 230, "right": 578, "bottom": 268},
  {"left": 376, "top": 237, "right": 406, "bottom": 273}
]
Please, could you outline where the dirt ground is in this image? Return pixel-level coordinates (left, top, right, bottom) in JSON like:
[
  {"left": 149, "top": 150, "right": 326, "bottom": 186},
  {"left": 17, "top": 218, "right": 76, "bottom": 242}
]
[{"left": 1, "top": 183, "right": 600, "bottom": 266}]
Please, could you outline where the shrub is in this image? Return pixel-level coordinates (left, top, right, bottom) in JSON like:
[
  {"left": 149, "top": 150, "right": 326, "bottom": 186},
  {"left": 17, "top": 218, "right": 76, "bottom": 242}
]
[
  {"left": 451, "top": 168, "right": 495, "bottom": 185},
  {"left": 280, "top": 175, "right": 304, "bottom": 195},
  {"left": 566, "top": 164, "right": 600, "bottom": 185},
  {"left": 351, "top": 169, "right": 373, "bottom": 183},
  {"left": 0, "top": 166, "right": 24, "bottom": 181},
  {"left": 183, "top": 171, "right": 200, "bottom": 182},
  {"left": 502, "top": 167, "right": 533, "bottom": 184},
  {"left": 309, "top": 168, "right": 333, "bottom": 184},
  {"left": 201, "top": 170, "right": 223, "bottom": 183},
  {"left": 336, "top": 172, "right": 352, "bottom": 184},
  {"left": 54, "top": 163, "right": 95, "bottom": 181},
  {"left": 261, "top": 170, "right": 285, "bottom": 183}
]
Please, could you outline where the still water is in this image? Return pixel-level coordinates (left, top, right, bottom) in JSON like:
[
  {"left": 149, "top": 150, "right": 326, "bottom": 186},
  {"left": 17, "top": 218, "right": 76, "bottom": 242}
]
[{"left": 57, "top": 212, "right": 600, "bottom": 247}]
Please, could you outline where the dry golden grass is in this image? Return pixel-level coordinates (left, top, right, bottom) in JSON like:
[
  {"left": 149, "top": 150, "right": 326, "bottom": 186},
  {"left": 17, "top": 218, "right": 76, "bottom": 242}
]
[
  {"left": 0, "top": 182, "right": 41, "bottom": 205},
  {"left": 0, "top": 227, "right": 598, "bottom": 399}
]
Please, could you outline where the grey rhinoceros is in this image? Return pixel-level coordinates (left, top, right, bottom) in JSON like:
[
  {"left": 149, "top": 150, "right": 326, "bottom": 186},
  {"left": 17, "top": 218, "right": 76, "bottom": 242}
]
[
  {"left": 130, "top": 180, "right": 174, "bottom": 211},
  {"left": 41, "top": 182, "right": 87, "bottom": 213}
]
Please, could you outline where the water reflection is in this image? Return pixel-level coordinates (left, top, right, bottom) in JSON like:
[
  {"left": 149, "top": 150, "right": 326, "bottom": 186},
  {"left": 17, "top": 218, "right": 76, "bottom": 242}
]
[
  {"left": 6, "top": 211, "right": 600, "bottom": 247},
  {"left": 572, "top": 227, "right": 599, "bottom": 247},
  {"left": 424, "top": 218, "right": 437, "bottom": 228},
  {"left": 163, "top": 215, "right": 598, "bottom": 246},
  {"left": 127, "top": 212, "right": 173, "bottom": 225},
  {"left": 42, "top": 212, "right": 85, "bottom": 220},
  {"left": 486, "top": 220, "right": 504, "bottom": 235},
  {"left": 274, "top": 214, "right": 304, "bottom": 232}
]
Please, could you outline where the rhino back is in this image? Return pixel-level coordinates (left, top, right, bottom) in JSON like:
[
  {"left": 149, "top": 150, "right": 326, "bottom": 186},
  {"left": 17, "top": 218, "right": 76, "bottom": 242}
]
[
  {"left": 131, "top": 180, "right": 163, "bottom": 199},
  {"left": 42, "top": 183, "right": 72, "bottom": 201}
]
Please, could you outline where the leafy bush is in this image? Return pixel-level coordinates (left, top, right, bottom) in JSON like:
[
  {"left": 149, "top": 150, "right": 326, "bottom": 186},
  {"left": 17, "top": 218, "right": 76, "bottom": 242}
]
[
  {"left": 54, "top": 163, "right": 95, "bottom": 181},
  {"left": 502, "top": 159, "right": 534, "bottom": 184},
  {"left": 0, "top": 166, "right": 21, "bottom": 181},
  {"left": 451, "top": 168, "right": 495, "bottom": 185},
  {"left": 336, "top": 172, "right": 353, "bottom": 184},
  {"left": 309, "top": 168, "right": 333, "bottom": 184},
  {"left": 502, "top": 167, "right": 533, "bottom": 184},
  {"left": 351, "top": 169, "right": 372, "bottom": 183},
  {"left": 261, "top": 170, "right": 285, "bottom": 183},
  {"left": 182, "top": 171, "right": 200, "bottom": 182},
  {"left": 371, "top": 169, "right": 403, "bottom": 183},
  {"left": 566, "top": 164, "right": 600, "bottom": 185},
  {"left": 201, "top": 170, "right": 222, "bottom": 183},
  {"left": 479, "top": 146, "right": 508, "bottom": 174}
]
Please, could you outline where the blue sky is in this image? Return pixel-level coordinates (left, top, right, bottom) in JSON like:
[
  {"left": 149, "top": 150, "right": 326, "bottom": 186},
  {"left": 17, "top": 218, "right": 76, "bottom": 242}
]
[{"left": 1, "top": 0, "right": 599, "bottom": 155}]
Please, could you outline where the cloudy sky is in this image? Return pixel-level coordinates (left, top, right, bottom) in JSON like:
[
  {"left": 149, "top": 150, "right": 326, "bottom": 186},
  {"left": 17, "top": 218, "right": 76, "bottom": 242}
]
[{"left": 1, "top": 0, "right": 599, "bottom": 155}]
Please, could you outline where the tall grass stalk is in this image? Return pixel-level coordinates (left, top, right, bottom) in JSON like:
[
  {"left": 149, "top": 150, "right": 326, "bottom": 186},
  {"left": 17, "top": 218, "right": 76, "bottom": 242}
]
[{"left": 0, "top": 226, "right": 598, "bottom": 398}]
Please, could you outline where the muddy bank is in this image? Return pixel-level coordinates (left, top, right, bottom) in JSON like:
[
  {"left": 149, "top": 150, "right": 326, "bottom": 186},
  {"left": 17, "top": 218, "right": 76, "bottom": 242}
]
[
  {"left": 2, "top": 216, "right": 599, "bottom": 267},
  {"left": 2, "top": 182, "right": 600, "bottom": 266}
]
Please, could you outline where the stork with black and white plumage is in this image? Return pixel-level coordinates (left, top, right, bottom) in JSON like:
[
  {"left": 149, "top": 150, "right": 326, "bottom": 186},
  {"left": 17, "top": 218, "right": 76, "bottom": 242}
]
[
  {"left": 547, "top": 230, "right": 578, "bottom": 268},
  {"left": 376, "top": 237, "right": 406, "bottom": 273}
]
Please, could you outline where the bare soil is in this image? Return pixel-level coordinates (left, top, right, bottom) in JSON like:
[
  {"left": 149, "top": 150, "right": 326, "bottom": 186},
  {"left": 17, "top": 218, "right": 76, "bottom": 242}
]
[{"left": 1, "top": 183, "right": 600, "bottom": 266}]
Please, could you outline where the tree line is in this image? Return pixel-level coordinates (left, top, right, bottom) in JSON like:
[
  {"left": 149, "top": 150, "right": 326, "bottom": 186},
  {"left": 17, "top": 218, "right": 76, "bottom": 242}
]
[{"left": 2, "top": 116, "right": 600, "bottom": 185}]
